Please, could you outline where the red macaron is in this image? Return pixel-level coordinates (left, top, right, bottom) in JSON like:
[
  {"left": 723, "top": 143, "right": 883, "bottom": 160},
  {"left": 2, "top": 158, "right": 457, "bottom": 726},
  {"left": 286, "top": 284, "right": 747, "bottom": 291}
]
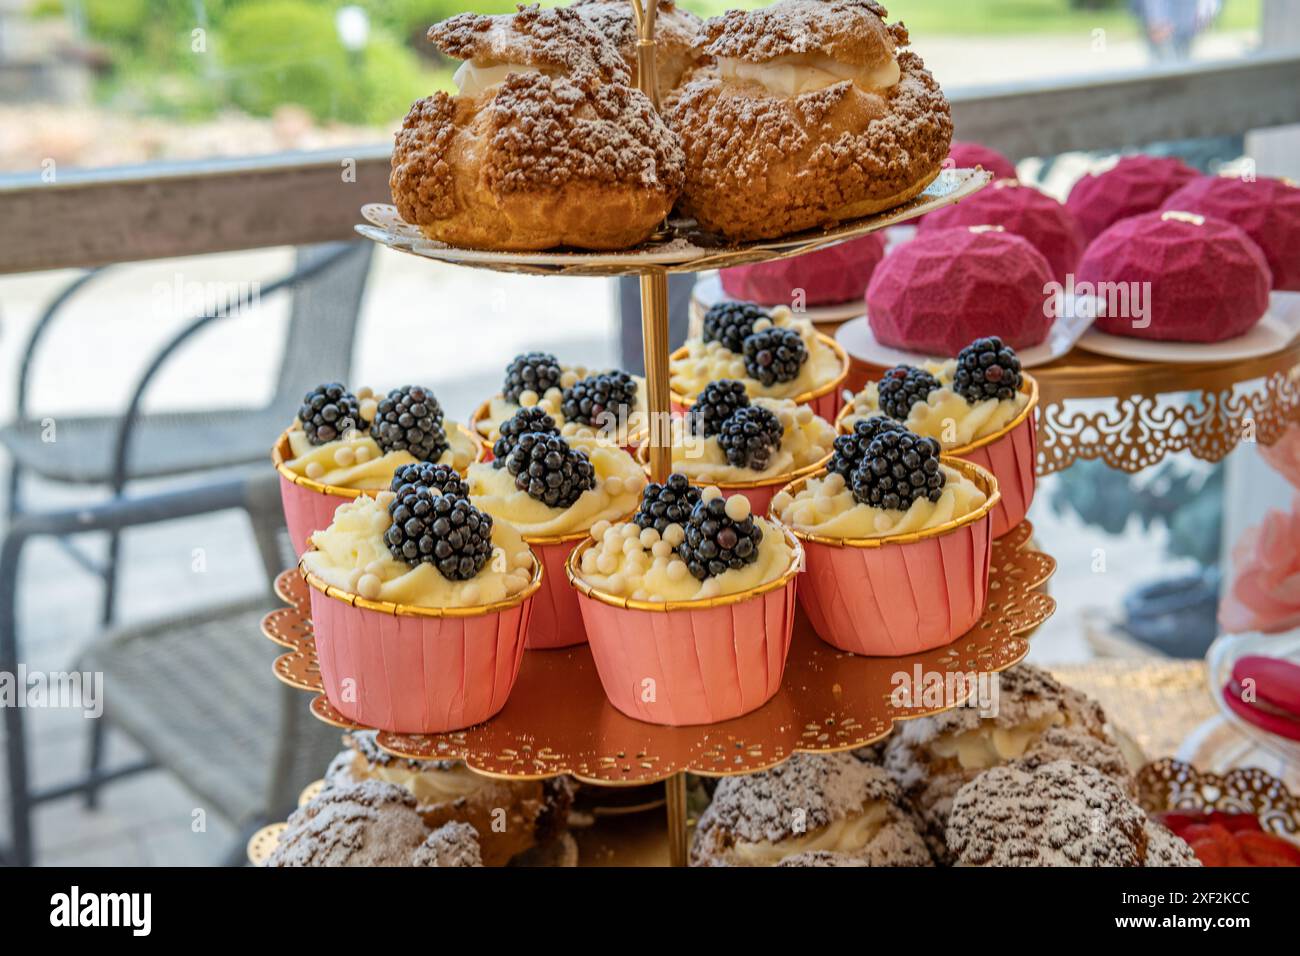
[
  {"left": 1222, "top": 655, "right": 1300, "bottom": 742},
  {"left": 719, "top": 232, "right": 887, "bottom": 307},
  {"left": 1066, "top": 154, "right": 1199, "bottom": 241},
  {"left": 1161, "top": 175, "right": 1300, "bottom": 291}
]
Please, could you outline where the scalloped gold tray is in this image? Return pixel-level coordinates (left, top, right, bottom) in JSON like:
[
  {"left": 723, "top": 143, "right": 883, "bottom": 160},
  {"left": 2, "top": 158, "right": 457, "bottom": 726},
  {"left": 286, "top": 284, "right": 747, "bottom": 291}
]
[
  {"left": 1137, "top": 758, "right": 1300, "bottom": 838},
  {"left": 264, "top": 521, "right": 1054, "bottom": 784},
  {"left": 354, "top": 168, "right": 991, "bottom": 277}
]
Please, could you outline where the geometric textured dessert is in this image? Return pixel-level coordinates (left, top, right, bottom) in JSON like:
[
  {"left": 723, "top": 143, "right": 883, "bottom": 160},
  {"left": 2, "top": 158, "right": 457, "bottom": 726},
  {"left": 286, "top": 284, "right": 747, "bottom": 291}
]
[
  {"left": 918, "top": 179, "right": 1086, "bottom": 284},
  {"left": 1076, "top": 210, "right": 1272, "bottom": 342},
  {"left": 866, "top": 227, "right": 1055, "bottom": 354},
  {"left": 718, "top": 233, "right": 888, "bottom": 307},
  {"left": 946, "top": 140, "right": 1018, "bottom": 182},
  {"left": 1160, "top": 175, "right": 1300, "bottom": 291},
  {"left": 571, "top": 0, "right": 703, "bottom": 101},
  {"left": 390, "top": 6, "right": 684, "bottom": 250},
  {"left": 690, "top": 753, "right": 933, "bottom": 866},
  {"left": 665, "top": 0, "right": 953, "bottom": 240},
  {"left": 1065, "top": 154, "right": 1199, "bottom": 241},
  {"left": 266, "top": 780, "right": 483, "bottom": 867},
  {"left": 946, "top": 761, "right": 1199, "bottom": 867}
]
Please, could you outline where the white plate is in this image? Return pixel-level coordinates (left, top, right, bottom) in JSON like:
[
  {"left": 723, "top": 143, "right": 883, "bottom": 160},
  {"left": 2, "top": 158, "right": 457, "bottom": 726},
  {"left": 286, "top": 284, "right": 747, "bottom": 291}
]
[
  {"left": 1204, "top": 631, "right": 1300, "bottom": 770},
  {"left": 691, "top": 272, "right": 867, "bottom": 324},
  {"left": 833, "top": 293, "right": 1100, "bottom": 369},
  {"left": 1075, "top": 292, "right": 1300, "bottom": 364}
]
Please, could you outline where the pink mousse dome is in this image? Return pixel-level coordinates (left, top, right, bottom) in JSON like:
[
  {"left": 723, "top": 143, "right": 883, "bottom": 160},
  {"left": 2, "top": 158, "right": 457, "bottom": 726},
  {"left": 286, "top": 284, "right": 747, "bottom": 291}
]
[
  {"left": 1075, "top": 211, "right": 1272, "bottom": 343},
  {"left": 1160, "top": 175, "right": 1300, "bottom": 291},
  {"left": 947, "top": 141, "right": 1018, "bottom": 181},
  {"left": 918, "top": 180, "right": 1085, "bottom": 284},
  {"left": 866, "top": 226, "right": 1054, "bottom": 355},
  {"left": 1066, "top": 155, "right": 1199, "bottom": 241},
  {"left": 719, "top": 232, "right": 886, "bottom": 307}
]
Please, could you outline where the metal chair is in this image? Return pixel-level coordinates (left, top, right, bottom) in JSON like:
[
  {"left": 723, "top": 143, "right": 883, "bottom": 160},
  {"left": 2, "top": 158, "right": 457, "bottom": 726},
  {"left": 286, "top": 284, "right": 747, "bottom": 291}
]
[{"left": 0, "top": 241, "right": 372, "bottom": 627}]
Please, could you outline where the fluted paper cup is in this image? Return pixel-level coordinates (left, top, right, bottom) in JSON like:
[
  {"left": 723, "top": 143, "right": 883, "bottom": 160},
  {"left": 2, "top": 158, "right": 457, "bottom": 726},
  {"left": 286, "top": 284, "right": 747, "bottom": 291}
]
[
  {"left": 670, "top": 333, "right": 849, "bottom": 422},
  {"left": 566, "top": 526, "right": 803, "bottom": 726},
  {"left": 470, "top": 398, "right": 646, "bottom": 461},
  {"left": 634, "top": 442, "right": 833, "bottom": 515},
  {"left": 836, "top": 373, "right": 1037, "bottom": 539},
  {"left": 272, "top": 427, "right": 485, "bottom": 556},
  {"left": 301, "top": 554, "right": 543, "bottom": 734},
  {"left": 774, "top": 459, "right": 999, "bottom": 657},
  {"left": 521, "top": 530, "right": 591, "bottom": 650}
]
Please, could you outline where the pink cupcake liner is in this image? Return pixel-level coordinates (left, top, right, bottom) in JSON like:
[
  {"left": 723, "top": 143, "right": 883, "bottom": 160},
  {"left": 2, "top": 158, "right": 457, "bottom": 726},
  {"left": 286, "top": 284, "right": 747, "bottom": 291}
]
[
  {"left": 523, "top": 537, "right": 588, "bottom": 649},
  {"left": 778, "top": 460, "right": 999, "bottom": 657},
  {"left": 952, "top": 407, "right": 1037, "bottom": 538},
  {"left": 569, "top": 530, "right": 802, "bottom": 726},
  {"left": 304, "top": 565, "right": 540, "bottom": 734},
  {"left": 278, "top": 473, "right": 355, "bottom": 556}
]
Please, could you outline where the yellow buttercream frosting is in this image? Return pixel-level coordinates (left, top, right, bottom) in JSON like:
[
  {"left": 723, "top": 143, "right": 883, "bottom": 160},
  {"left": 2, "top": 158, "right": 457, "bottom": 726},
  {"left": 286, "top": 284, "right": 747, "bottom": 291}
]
[
  {"left": 772, "top": 468, "right": 988, "bottom": 539},
  {"left": 732, "top": 803, "right": 890, "bottom": 866},
  {"left": 302, "top": 495, "right": 535, "bottom": 609},
  {"left": 466, "top": 435, "right": 644, "bottom": 537},
  {"left": 670, "top": 306, "right": 842, "bottom": 402},
  {"left": 670, "top": 397, "right": 835, "bottom": 483},
  {"left": 843, "top": 359, "right": 1028, "bottom": 448},
  {"left": 475, "top": 366, "right": 649, "bottom": 445},
  {"left": 284, "top": 423, "right": 477, "bottom": 490}
]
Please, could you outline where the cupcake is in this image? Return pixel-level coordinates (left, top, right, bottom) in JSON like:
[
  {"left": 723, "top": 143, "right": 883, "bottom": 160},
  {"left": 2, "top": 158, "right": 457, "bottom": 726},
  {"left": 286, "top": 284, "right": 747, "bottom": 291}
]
[
  {"left": 1076, "top": 210, "right": 1271, "bottom": 342},
  {"left": 671, "top": 302, "right": 849, "bottom": 421},
  {"left": 771, "top": 425, "right": 998, "bottom": 656},
  {"left": 266, "top": 780, "right": 483, "bottom": 867},
  {"left": 472, "top": 352, "right": 649, "bottom": 454},
  {"left": 839, "top": 337, "right": 1037, "bottom": 538},
  {"left": 324, "top": 730, "right": 574, "bottom": 867},
  {"left": 641, "top": 385, "right": 836, "bottom": 512},
  {"left": 300, "top": 472, "right": 541, "bottom": 734},
  {"left": 1065, "top": 154, "right": 1199, "bottom": 241},
  {"left": 946, "top": 760, "right": 1199, "bottom": 867},
  {"left": 690, "top": 753, "right": 933, "bottom": 867},
  {"left": 866, "top": 226, "right": 1054, "bottom": 354},
  {"left": 718, "top": 233, "right": 887, "bottom": 309},
  {"left": 274, "top": 382, "right": 481, "bottom": 554},
  {"left": 568, "top": 483, "right": 801, "bottom": 726},
  {"left": 466, "top": 431, "right": 643, "bottom": 648},
  {"left": 881, "top": 662, "right": 1126, "bottom": 859}
]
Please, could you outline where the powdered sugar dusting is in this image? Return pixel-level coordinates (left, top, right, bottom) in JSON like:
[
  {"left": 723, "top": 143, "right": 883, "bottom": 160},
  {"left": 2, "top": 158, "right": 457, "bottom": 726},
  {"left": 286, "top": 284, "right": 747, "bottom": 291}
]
[
  {"left": 266, "top": 781, "right": 431, "bottom": 867},
  {"left": 702, "top": 0, "right": 899, "bottom": 67}
]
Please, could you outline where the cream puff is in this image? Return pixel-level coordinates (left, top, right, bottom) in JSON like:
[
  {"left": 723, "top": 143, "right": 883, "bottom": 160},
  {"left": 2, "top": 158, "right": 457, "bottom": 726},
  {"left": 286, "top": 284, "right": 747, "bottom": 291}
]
[
  {"left": 666, "top": 0, "right": 951, "bottom": 240},
  {"left": 570, "top": 0, "right": 703, "bottom": 101},
  {"left": 946, "top": 760, "right": 1198, "bottom": 867},
  {"left": 690, "top": 753, "right": 933, "bottom": 867},
  {"left": 390, "top": 5, "right": 684, "bottom": 250}
]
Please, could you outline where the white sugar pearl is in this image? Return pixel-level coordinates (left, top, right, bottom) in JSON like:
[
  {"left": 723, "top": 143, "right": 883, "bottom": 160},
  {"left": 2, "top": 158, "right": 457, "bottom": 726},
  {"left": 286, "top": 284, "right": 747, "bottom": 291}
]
[
  {"left": 794, "top": 504, "right": 816, "bottom": 526},
  {"left": 360, "top": 399, "right": 379, "bottom": 423},
  {"left": 333, "top": 447, "right": 355, "bottom": 468},
  {"left": 621, "top": 522, "right": 640, "bottom": 539},
  {"left": 639, "top": 527, "right": 660, "bottom": 547},
  {"left": 560, "top": 370, "right": 580, "bottom": 389},
  {"left": 651, "top": 540, "right": 672, "bottom": 558},
  {"left": 605, "top": 574, "right": 625, "bottom": 594},
  {"left": 540, "top": 398, "right": 559, "bottom": 415},
  {"left": 596, "top": 552, "right": 618, "bottom": 574},
  {"left": 305, "top": 462, "right": 324, "bottom": 479},
  {"left": 701, "top": 486, "right": 723, "bottom": 502},
  {"left": 356, "top": 573, "right": 381, "bottom": 599},
  {"left": 796, "top": 406, "right": 814, "bottom": 423},
  {"left": 519, "top": 390, "right": 539, "bottom": 407},
  {"left": 602, "top": 527, "right": 621, "bottom": 547},
  {"left": 724, "top": 494, "right": 751, "bottom": 521},
  {"left": 460, "top": 582, "right": 481, "bottom": 605},
  {"left": 622, "top": 537, "right": 642, "bottom": 556},
  {"left": 591, "top": 519, "right": 611, "bottom": 539},
  {"left": 354, "top": 445, "right": 373, "bottom": 463},
  {"left": 604, "top": 476, "right": 624, "bottom": 497},
  {"left": 753, "top": 317, "right": 773, "bottom": 332},
  {"left": 357, "top": 386, "right": 373, "bottom": 400},
  {"left": 582, "top": 550, "right": 598, "bottom": 573},
  {"left": 666, "top": 560, "right": 689, "bottom": 581},
  {"left": 544, "top": 387, "right": 563, "bottom": 402},
  {"left": 663, "top": 524, "right": 685, "bottom": 547},
  {"left": 772, "top": 491, "right": 793, "bottom": 512}
]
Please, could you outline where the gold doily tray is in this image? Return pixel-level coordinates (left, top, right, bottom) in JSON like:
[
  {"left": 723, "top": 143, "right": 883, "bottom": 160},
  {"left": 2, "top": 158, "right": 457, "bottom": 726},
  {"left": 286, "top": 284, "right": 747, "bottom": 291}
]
[
  {"left": 1137, "top": 758, "right": 1300, "bottom": 838},
  {"left": 263, "top": 522, "right": 1053, "bottom": 785},
  {"left": 353, "top": 168, "right": 991, "bottom": 277}
]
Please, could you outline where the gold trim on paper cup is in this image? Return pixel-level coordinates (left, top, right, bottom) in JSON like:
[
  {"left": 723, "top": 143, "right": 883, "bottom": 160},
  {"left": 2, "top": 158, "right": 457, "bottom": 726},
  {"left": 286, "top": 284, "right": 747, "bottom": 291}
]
[
  {"left": 670, "top": 333, "right": 850, "bottom": 409},
  {"left": 634, "top": 441, "right": 834, "bottom": 492}
]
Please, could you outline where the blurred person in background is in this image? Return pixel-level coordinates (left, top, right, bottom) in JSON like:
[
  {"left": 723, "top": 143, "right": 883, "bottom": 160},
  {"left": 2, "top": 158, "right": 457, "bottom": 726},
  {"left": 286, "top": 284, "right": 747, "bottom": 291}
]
[{"left": 1130, "top": 0, "right": 1222, "bottom": 61}]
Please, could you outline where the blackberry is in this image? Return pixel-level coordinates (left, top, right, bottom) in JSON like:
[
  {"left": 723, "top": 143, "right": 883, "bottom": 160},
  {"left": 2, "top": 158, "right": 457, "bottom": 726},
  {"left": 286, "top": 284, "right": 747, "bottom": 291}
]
[
  {"left": 743, "top": 327, "right": 808, "bottom": 386},
  {"left": 373, "top": 385, "right": 448, "bottom": 462},
  {"left": 827, "top": 417, "right": 907, "bottom": 480},
  {"left": 492, "top": 407, "right": 559, "bottom": 467},
  {"left": 504, "top": 433, "right": 596, "bottom": 509},
  {"left": 686, "top": 379, "right": 749, "bottom": 438},
  {"left": 389, "top": 461, "right": 468, "bottom": 498},
  {"left": 876, "top": 365, "right": 940, "bottom": 420},
  {"left": 716, "top": 405, "right": 784, "bottom": 471},
  {"left": 953, "top": 336, "right": 1023, "bottom": 404},
  {"left": 298, "top": 382, "right": 367, "bottom": 445},
  {"left": 561, "top": 371, "right": 637, "bottom": 430},
  {"left": 850, "top": 428, "right": 946, "bottom": 512},
  {"left": 384, "top": 488, "right": 493, "bottom": 580},
  {"left": 632, "top": 473, "right": 701, "bottom": 534},
  {"left": 702, "top": 301, "right": 769, "bottom": 354},
  {"left": 677, "top": 495, "right": 763, "bottom": 581},
  {"left": 503, "top": 352, "right": 563, "bottom": 403}
]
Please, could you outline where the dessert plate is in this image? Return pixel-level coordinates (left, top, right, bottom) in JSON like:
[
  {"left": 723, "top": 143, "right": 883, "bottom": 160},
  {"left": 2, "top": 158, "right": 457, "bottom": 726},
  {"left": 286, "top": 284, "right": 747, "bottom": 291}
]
[
  {"left": 833, "top": 293, "right": 1100, "bottom": 370},
  {"left": 691, "top": 272, "right": 866, "bottom": 324},
  {"left": 354, "top": 168, "right": 992, "bottom": 277},
  {"left": 1205, "top": 630, "right": 1300, "bottom": 768},
  {"left": 1075, "top": 293, "right": 1300, "bottom": 364}
]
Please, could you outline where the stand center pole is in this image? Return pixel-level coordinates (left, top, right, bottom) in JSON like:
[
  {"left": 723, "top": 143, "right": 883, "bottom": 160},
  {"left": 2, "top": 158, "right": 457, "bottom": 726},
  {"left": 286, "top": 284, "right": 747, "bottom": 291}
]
[{"left": 639, "top": 271, "right": 673, "bottom": 484}]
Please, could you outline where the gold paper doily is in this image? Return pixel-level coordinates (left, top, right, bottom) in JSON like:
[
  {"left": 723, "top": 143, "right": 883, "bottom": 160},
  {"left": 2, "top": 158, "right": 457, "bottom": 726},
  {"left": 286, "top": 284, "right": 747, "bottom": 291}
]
[
  {"left": 353, "top": 168, "right": 991, "bottom": 277},
  {"left": 1137, "top": 758, "right": 1300, "bottom": 837},
  {"left": 263, "top": 522, "right": 1055, "bottom": 785}
]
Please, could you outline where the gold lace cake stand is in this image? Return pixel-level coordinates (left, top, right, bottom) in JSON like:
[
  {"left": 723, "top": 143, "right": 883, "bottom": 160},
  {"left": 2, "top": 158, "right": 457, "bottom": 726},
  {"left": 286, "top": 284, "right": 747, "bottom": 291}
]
[{"left": 263, "top": 522, "right": 1054, "bottom": 865}]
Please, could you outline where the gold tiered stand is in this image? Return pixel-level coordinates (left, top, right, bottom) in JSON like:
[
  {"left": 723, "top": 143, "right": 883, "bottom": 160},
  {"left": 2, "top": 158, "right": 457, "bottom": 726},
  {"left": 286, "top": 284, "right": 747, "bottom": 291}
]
[{"left": 264, "top": 1, "right": 1031, "bottom": 867}]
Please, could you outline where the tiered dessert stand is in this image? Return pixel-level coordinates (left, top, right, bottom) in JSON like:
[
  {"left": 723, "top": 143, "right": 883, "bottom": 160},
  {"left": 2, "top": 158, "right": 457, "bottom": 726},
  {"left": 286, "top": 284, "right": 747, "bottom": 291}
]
[{"left": 258, "top": 1, "right": 1057, "bottom": 867}]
